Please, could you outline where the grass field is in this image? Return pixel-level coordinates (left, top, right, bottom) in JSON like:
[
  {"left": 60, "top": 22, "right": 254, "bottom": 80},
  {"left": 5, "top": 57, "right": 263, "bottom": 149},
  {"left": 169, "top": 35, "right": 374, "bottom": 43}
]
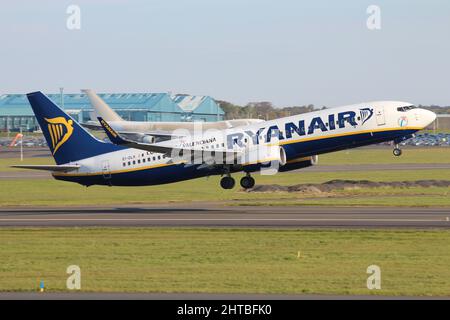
[
  {"left": 318, "top": 147, "right": 450, "bottom": 165},
  {"left": 1, "top": 228, "right": 449, "bottom": 296},
  {"left": 1, "top": 147, "right": 449, "bottom": 207}
]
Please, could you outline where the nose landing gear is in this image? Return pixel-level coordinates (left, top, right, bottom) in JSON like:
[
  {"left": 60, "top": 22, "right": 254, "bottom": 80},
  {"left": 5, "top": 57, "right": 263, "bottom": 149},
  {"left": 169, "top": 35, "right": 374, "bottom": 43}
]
[{"left": 240, "top": 173, "right": 255, "bottom": 189}]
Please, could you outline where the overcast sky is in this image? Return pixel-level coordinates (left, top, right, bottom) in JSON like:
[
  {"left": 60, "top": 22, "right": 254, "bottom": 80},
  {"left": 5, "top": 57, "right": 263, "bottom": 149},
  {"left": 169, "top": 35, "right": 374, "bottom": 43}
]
[{"left": 1, "top": 0, "right": 449, "bottom": 107}]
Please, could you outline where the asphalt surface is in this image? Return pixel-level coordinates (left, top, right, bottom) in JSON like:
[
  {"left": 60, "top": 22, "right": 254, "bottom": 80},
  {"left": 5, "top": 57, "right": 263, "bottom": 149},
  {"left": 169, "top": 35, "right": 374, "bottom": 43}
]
[{"left": 0, "top": 204, "right": 449, "bottom": 228}]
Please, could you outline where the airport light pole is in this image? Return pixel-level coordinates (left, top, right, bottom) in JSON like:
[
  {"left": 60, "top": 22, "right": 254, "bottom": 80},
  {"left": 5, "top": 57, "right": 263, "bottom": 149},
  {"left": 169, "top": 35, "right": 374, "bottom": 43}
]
[
  {"left": 60, "top": 87, "right": 64, "bottom": 109},
  {"left": 6, "top": 116, "right": 10, "bottom": 138}
]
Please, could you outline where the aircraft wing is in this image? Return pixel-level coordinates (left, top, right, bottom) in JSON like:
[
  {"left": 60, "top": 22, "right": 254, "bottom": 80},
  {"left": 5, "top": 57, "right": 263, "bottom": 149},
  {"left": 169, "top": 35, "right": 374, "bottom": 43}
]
[
  {"left": 82, "top": 121, "right": 184, "bottom": 140},
  {"left": 11, "top": 165, "right": 80, "bottom": 172},
  {"left": 98, "top": 117, "right": 239, "bottom": 161}
]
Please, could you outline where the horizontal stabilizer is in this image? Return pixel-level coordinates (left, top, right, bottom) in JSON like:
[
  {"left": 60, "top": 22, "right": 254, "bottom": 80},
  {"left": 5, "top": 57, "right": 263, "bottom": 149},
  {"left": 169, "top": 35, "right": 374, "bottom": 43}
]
[{"left": 11, "top": 165, "right": 80, "bottom": 172}]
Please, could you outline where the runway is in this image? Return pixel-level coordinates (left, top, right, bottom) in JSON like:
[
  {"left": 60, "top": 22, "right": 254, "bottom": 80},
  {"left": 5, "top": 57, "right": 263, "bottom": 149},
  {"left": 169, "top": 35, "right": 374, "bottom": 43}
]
[{"left": 0, "top": 204, "right": 449, "bottom": 228}]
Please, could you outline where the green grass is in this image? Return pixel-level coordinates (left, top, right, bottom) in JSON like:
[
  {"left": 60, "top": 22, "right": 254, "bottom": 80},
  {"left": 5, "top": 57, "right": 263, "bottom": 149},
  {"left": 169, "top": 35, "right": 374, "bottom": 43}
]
[
  {"left": 421, "top": 129, "right": 450, "bottom": 134},
  {"left": 0, "top": 157, "right": 55, "bottom": 171},
  {"left": 1, "top": 228, "right": 450, "bottom": 296},
  {"left": 318, "top": 147, "right": 450, "bottom": 165}
]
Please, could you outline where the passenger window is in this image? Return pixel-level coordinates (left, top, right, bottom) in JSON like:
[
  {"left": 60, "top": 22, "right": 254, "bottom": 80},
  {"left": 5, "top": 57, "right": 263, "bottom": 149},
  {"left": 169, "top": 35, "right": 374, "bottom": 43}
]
[
  {"left": 158, "top": 155, "right": 161, "bottom": 160},
  {"left": 133, "top": 161, "right": 136, "bottom": 165},
  {"left": 128, "top": 161, "right": 131, "bottom": 166}
]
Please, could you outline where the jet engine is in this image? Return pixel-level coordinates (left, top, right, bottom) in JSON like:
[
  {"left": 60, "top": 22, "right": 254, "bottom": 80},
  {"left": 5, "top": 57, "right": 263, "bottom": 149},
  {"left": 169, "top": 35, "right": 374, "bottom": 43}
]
[{"left": 278, "top": 155, "right": 318, "bottom": 172}]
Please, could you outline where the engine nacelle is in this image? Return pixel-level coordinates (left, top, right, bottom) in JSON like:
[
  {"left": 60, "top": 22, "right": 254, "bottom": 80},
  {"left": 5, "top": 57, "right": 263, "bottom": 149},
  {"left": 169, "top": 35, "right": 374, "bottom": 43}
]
[
  {"left": 279, "top": 146, "right": 287, "bottom": 166},
  {"left": 240, "top": 145, "right": 287, "bottom": 173},
  {"left": 120, "top": 132, "right": 156, "bottom": 144},
  {"left": 278, "top": 155, "right": 318, "bottom": 172},
  {"left": 142, "top": 135, "right": 156, "bottom": 144}
]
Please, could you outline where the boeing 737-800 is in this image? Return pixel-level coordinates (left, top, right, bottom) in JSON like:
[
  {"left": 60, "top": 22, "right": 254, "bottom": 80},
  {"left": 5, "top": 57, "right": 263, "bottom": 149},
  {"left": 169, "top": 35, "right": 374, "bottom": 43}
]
[{"left": 13, "top": 91, "right": 436, "bottom": 189}]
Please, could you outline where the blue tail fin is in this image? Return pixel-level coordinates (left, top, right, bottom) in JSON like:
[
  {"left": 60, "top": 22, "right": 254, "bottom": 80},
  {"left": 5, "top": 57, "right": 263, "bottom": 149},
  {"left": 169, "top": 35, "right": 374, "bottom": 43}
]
[{"left": 27, "top": 91, "right": 124, "bottom": 164}]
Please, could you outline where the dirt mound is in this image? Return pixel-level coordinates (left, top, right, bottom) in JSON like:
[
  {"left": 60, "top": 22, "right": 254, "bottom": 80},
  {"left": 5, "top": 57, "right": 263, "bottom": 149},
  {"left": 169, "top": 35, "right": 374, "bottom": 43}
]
[
  {"left": 249, "top": 184, "right": 325, "bottom": 193},
  {"left": 246, "top": 180, "right": 450, "bottom": 193}
]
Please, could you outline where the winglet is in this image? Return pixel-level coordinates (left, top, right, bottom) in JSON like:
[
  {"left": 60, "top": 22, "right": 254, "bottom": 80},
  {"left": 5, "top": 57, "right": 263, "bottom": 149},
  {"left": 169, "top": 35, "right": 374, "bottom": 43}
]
[{"left": 97, "top": 117, "right": 127, "bottom": 145}]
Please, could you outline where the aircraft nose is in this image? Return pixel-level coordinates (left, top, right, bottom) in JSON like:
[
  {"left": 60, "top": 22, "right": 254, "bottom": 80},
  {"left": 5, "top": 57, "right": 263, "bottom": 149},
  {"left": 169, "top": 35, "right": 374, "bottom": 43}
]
[{"left": 419, "top": 109, "right": 437, "bottom": 128}]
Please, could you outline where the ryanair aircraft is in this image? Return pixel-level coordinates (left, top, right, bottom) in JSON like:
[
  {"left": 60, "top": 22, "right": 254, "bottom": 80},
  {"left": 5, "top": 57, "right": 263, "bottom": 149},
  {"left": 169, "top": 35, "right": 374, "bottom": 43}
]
[{"left": 13, "top": 91, "right": 436, "bottom": 189}]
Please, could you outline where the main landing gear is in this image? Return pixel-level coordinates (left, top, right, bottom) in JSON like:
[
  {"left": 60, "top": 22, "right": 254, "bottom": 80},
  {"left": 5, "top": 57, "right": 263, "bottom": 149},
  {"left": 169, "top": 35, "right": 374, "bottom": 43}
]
[
  {"left": 220, "top": 173, "right": 255, "bottom": 190},
  {"left": 240, "top": 173, "right": 255, "bottom": 189},
  {"left": 220, "top": 176, "right": 235, "bottom": 189},
  {"left": 393, "top": 143, "right": 402, "bottom": 157}
]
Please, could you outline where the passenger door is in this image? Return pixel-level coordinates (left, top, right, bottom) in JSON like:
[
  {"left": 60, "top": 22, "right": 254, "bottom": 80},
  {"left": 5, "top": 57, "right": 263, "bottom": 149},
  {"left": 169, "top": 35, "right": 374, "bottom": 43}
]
[
  {"left": 101, "top": 160, "right": 111, "bottom": 181},
  {"left": 375, "top": 107, "right": 386, "bottom": 126}
]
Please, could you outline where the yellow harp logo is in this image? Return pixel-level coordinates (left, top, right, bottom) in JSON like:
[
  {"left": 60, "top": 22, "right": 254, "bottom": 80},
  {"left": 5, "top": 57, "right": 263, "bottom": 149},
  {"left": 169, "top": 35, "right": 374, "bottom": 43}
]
[{"left": 45, "top": 117, "right": 74, "bottom": 155}]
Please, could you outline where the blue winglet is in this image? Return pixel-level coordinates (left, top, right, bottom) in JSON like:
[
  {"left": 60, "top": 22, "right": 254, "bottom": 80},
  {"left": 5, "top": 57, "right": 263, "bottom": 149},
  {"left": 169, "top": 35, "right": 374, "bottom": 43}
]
[{"left": 97, "top": 117, "right": 127, "bottom": 145}]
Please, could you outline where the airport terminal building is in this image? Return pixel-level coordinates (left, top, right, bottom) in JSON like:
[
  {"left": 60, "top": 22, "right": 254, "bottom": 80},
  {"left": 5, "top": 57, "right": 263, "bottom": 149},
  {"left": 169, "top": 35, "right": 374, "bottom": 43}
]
[{"left": 0, "top": 92, "right": 225, "bottom": 131}]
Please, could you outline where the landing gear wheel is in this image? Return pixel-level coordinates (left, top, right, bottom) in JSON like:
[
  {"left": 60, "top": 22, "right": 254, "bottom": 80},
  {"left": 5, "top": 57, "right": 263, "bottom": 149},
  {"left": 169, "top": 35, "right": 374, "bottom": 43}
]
[
  {"left": 240, "top": 176, "right": 255, "bottom": 189},
  {"left": 220, "top": 176, "right": 235, "bottom": 189},
  {"left": 393, "top": 148, "right": 402, "bottom": 157}
]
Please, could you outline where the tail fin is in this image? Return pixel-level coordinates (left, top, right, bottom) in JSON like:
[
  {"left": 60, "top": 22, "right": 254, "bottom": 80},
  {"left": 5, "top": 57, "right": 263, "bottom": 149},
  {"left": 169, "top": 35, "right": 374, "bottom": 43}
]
[
  {"left": 27, "top": 91, "right": 123, "bottom": 164},
  {"left": 82, "top": 89, "right": 124, "bottom": 122}
]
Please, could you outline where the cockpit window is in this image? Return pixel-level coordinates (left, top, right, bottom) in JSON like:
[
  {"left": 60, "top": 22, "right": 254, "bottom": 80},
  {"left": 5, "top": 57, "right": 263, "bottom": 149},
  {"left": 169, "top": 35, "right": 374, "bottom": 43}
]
[{"left": 397, "top": 105, "right": 416, "bottom": 112}]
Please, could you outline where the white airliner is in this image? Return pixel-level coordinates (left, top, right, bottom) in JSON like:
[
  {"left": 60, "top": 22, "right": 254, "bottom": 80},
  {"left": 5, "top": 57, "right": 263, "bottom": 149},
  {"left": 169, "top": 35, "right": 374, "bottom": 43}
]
[
  {"left": 13, "top": 92, "right": 436, "bottom": 189},
  {"left": 82, "top": 89, "right": 264, "bottom": 138}
]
